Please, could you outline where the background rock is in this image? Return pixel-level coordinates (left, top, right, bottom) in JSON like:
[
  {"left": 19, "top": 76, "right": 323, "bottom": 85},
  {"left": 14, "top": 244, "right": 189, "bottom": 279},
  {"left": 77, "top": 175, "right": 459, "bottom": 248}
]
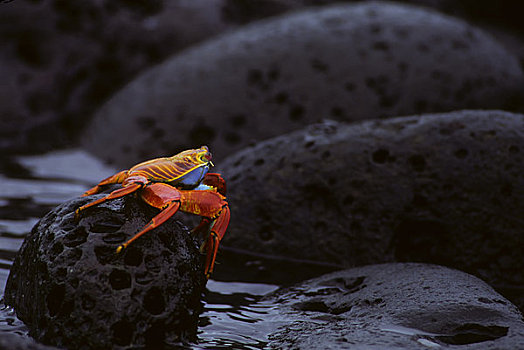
[
  {"left": 82, "top": 1, "right": 524, "bottom": 166},
  {"left": 4, "top": 194, "right": 206, "bottom": 349},
  {"left": 265, "top": 263, "right": 524, "bottom": 349},
  {"left": 0, "top": 0, "right": 231, "bottom": 154},
  {"left": 3, "top": 0, "right": 523, "bottom": 155},
  {"left": 218, "top": 110, "right": 524, "bottom": 310}
]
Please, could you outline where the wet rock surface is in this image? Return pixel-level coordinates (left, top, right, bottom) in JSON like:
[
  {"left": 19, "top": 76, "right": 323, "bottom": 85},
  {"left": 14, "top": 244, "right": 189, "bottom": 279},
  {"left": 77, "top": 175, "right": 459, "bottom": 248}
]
[
  {"left": 4, "top": 194, "right": 206, "bottom": 349},
  {"left": 219, "top": 110, "right": 524, "bottom": 310},
  {"left": 0, "top": 332, "right": 63, "bottom": 350},
  {"left": 265, "top": 263, "right": 524, "bottom": 349},
  {"left": 82, "top": 1, "right": 524, "bottom": 166}
]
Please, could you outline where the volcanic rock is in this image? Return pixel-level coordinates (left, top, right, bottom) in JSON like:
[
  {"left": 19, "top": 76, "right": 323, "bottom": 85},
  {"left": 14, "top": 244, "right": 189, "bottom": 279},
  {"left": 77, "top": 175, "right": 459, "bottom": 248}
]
[
  {"left": 265, "top": 263, "right": 524, "bottom": 349},
  {"left": 218, "top": 110, "right": 524, "bottom": 310},
  {"left": 4, "top": 194, "right": 206, "bottom": 349},
  {"left": 82, "top": 1, "right": 524, "bottom": 166},
  {"left": 0, "top": 0, "right": 232, "bottom": 153}
]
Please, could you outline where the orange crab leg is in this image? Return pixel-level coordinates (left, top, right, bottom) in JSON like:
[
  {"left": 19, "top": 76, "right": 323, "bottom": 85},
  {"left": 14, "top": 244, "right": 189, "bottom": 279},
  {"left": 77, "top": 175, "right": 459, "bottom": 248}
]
[
  {"left": 82, "top": 170, "right": 129, "bottom": 196},
  {"left": 190, "top": 172, "right": 227, "bottom": 239},
  {"left": 203, "top": 173, "right": 227, "bottom": 196},
  {"left": 75, "top": 181, "right": 144, "bottom": 219},
  {"left": 202, "top": 205, "right": 230, "bottom": 277},
  {"left": 115, "top": 183, "right": 182, "bottom": 253},
  {"left": 178, "top": 190, "right": 230, "bottom": 277}
]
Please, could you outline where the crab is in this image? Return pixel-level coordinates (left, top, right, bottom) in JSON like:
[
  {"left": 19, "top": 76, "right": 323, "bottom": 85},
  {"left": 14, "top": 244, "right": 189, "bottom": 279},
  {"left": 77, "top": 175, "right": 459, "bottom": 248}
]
[{"left": 75, "top": 146, "right": 230, "bottom": 278}]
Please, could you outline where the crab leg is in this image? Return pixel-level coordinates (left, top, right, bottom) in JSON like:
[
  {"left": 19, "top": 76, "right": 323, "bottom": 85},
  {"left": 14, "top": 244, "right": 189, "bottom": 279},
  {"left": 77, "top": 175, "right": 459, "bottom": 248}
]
[
  {"left": 75, "top": 182, "right": 143, "bottom": 219},
  {"left": 116, "top": 183, "right": 182, "bottom": 253},
  {"left": 76, "top": 175, "right": 150, "bottom": 219},
  {"left": 82, "top": 170, "right": 129, "bottom": 196},
  {"left": 202, "top": 173, "right": 227, "bottom": 196},
  {"left": 201, "top": 205, "right": 230, "bottom": 277}
]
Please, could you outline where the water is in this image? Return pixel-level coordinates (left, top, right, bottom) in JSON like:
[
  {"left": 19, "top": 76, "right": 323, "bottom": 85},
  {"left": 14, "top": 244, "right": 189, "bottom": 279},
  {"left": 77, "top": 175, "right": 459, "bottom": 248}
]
[{"left": 0, "top": 149, "right": 304, "bottom": 349}]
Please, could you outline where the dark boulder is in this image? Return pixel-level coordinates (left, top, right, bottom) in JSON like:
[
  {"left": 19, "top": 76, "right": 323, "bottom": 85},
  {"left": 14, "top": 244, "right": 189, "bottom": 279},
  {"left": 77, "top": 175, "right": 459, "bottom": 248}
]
[
  {"left": 265, "top": 263, "right": 524, "bottom": 349},
  {"left": 0, "top": 0, "right": 233, "bottom": 153},
  {"left": 219, "top": 110, "right": 524, "bottom": 310},
  {"left": 82, "top": 1, "right": 524, "bottom": 166},
  {"left": 4, "top": 194, "right": 206, "bottom": 349}
]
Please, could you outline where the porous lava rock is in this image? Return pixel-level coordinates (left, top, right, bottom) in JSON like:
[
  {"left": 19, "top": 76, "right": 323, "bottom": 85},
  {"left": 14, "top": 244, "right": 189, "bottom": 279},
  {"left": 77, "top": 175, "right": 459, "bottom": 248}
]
[
  {"left": 265, "top": 263, "right": 524, "bottom": 349},
  {"left": 82, "top": 1, "right": 524, "bottom": 166},
  {"left": 218, "top": 110, "right": 524, "bottom": 310},
  {"left": 0, "top": 0, "right": 233, "bottom": 153},
  {"left": 4, "top": 194, "right": 206, "bottom": 349}
]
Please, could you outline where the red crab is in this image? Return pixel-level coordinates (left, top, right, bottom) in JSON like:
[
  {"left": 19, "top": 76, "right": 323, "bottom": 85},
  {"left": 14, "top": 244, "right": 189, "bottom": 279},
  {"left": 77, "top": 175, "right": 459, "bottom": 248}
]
[{"left": 75, "top": 146, "right": 230, "bottom": 278}]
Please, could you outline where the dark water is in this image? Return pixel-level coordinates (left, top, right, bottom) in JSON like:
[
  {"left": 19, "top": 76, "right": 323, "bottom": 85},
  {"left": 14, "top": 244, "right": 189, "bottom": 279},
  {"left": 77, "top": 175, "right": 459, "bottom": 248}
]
[{"left": 0, "top": 149, "right": 292, "bottom": 349}]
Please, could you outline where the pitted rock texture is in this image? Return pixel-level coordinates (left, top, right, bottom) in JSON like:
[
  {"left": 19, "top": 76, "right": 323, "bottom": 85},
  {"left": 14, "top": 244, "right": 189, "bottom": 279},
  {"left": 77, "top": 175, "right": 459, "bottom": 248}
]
[
  {"left": 4, "top": 194, "right": 206, "bottom": 349},
  {"left": 0, "top": 0, "right": 232, "bottom": 153},
  {"left": 265, "top": 263, "right": 524, "bottom": 349},
  {"left": 82, "top": 1, "right": 524, "bottom": 167},
  {"left": 219, "top": 110, "right": 524, "bottom": 311}
]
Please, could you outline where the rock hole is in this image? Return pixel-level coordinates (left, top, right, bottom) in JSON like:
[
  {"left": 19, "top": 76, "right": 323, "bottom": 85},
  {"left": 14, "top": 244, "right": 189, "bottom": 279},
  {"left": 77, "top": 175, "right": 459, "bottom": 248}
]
[
  {"left": 145, "top": 255, "right": 162, "bottom": 274},
  {"left": 229, "top": 114, "right": 246, "bottom": 128},
  {"left": 254, "top": 158, "right": 264, "bottom": 166},
  {"left": 47, "top": 284, "right": 65, "bottom": 317},
  {"left": 500, "top": 183, "right": 513, "bottom": 197},
  {"left": 69, "top": 277, "right": 79, "bottom": 289},
  {"left": 136, "top": 116, "right": 156, "bottom": 129},
  {"left": 66, "top": 248, "right": 82, "bottom": 264},
  {"left": 124, "top": 246, "right": 143, "bottom": 266},
  {"left": 304, "top": 140, "right": 315, "bottom": 149},
  {"left": 436, "top": 324, "right": 508, "bottom": 345},
  {"left": 289, "top": 105, "right": 304, "bottom": 121},
  {"left": 294, "top": 299, "right": 330, "bottom": 313},
  {"left": 508, "top": 145, "right": 519, "bottom": 154},
  {"left": 64, "top": 226, "right": 88, "bottom": 247},
  {"left": 454, "top": 148, "right": 468, "bottom": 159},
  {"left": 109, "top": 269, "right": 131, "bottom": 290},
  {"left": 345, "top": 82, "right": 356, "bottom": 92},
  {"left": 342, "top": 194, "right": 354, "bottom": 206},
  {"left": 311, "top": 59, "right": 329, "bottom": 72},
  {"left": 372, "top": 148, "right": 389, "bottom": 164},
  {"left": 135, "top": 271, "right": 154, "bottom": 285},
  {"left": 189, "top": 124, "right": 215, "bottom": 145},
  {"left": 274, "top": 91, "right": 288, "bottom": 104},
  {"left": 412, "top": 194, "right": 428, "bottom": 207},
  {"left": 49, "top": 242, "right": 64, "bottom": 261},
  {"left": 145, "top": 322, "right": 166, "bottom": 348},
  {"left": 90, "top": 217, "right": 124, "bottom": 233},
  {"left": 372, "top": 41, "right": 389, "bottom": 51},
  {"left": 95, "top": 245, "right": 117, "bottom": 265},
  {"left": 144, "top": 287, "right": 165, "bottom": 315},
  {"left": 314, "top": 221, "right": 327, "bottom": 231},
  {"left": 16, "top": 30, "right": 49, "bottom": 67},
  {"left": 408, "top": 154, "right": 426, "bottom": 172},
  {"left": 112, "top": 319, "right": 135, "bottom": 346},
  {"left": 224, "top": 132, "right": 241, "bottom": 145},
  {"left": 258, "top": 225, "right": 274, "bottom": 241},
  {"left": 330, "top": 107, "right": 344, "bottom": 117},
  {"left": 102, "top": 232, "right": 127, "bottom": 244}
]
